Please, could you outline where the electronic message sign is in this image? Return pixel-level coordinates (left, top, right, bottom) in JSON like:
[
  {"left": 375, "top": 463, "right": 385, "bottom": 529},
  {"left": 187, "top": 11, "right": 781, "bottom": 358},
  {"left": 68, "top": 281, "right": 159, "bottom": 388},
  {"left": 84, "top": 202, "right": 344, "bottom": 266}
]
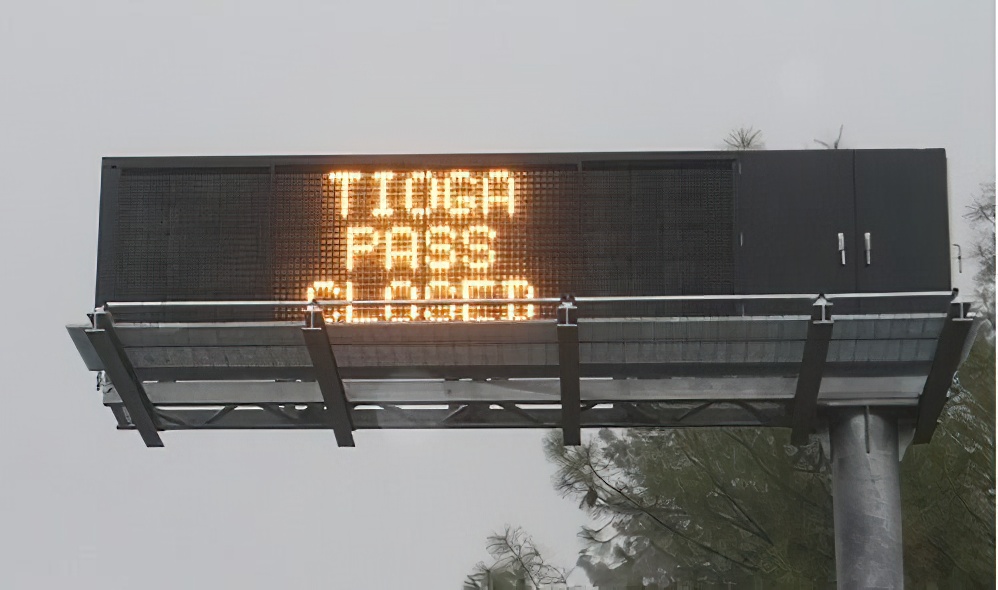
[{"left": 94, "top": 150, "right": 950, "bottom": 322}]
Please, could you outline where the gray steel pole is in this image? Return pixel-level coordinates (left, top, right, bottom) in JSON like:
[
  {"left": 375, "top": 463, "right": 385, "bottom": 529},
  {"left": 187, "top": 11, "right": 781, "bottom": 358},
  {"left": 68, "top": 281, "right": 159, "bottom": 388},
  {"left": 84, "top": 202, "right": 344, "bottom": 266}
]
[{"left": 830, "top": 408, "right": 904, "bottom": 589}]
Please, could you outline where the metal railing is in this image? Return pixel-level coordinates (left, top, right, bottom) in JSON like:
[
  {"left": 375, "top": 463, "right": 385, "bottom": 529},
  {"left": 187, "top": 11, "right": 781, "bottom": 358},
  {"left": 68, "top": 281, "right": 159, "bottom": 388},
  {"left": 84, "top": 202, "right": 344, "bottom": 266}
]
[{"left": 103, "top": 290, "right": 956, "bottom": 310}]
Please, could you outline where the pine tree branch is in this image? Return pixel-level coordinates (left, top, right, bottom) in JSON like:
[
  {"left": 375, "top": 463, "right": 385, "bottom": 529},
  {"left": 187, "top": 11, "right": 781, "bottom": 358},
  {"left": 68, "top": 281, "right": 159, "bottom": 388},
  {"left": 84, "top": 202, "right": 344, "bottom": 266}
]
[
  {"left": 679, "top": 445, "right": 774, "bottom": 546},
  {"left": 722, "top": 431, "right": 827, "bottom": 512},
  {"left": 581, "top": 450, "right": 762, "bottom": 572}
]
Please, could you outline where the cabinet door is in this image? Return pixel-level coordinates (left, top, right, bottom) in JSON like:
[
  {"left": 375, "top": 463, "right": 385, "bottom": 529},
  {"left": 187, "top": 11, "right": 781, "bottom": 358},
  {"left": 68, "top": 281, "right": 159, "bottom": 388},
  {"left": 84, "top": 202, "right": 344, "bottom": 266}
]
[
  {"left": 854, "top": 150, "right": 950, "bottom": 293},
  {"left": 736, "top": 151, "right": 857, "bottom": 295}
]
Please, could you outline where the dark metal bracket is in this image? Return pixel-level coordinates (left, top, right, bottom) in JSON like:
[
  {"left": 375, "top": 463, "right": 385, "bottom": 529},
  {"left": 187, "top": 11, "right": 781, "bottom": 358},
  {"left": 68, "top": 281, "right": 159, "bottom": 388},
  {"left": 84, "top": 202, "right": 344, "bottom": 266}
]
[
  {"left": 557, "top": 296, "right": 581, "bottom": 446},
  {"left": 301, "top": 306, "right": 355, "bottom": 447},
  {"left": 791, "top": 296, "right": 834, "bottom": 445},
  {"left": 85, "top": 309, "right": 164, "bottom": 447},
  {"left": 913, "top": 296, "right": 974, "bottom": 444}
]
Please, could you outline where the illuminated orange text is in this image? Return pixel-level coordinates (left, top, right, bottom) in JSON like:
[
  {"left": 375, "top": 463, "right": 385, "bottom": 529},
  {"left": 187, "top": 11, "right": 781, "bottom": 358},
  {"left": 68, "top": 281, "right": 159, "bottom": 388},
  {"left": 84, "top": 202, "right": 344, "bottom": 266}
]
[{"left": 314, "top": 169, "right": 533, "bottom": 322}]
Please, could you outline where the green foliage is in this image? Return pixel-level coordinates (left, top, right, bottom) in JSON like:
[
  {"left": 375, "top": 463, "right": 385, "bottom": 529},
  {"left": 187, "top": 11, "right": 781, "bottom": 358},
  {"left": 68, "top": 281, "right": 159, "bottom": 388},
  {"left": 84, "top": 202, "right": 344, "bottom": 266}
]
[
  {"left": 545, "top": 428, "right": 834, "bottom": 587},
  {"left": 543, "top": 333, "right": 996, "bottom": 588},
  {"left": 901, "top": 331, "right": 996, "bottom": 588}
]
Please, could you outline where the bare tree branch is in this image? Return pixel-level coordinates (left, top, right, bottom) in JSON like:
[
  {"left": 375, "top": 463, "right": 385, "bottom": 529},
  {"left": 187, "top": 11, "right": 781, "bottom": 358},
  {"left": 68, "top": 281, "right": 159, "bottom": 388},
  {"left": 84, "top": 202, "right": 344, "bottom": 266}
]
[
  {"left": 724, "top": 127, "right": 764, "bottom": 150},
  {"left": 814, "top": 125, "right": 844, "bottom": 149},
  {"left": 964, "top": 182, "right": 996, "bottom": 328}
]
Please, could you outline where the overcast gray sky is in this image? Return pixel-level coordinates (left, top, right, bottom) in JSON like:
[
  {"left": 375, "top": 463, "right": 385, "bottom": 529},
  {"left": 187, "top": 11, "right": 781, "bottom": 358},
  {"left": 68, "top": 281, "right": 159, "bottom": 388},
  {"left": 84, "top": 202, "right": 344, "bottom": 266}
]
[{"left": 0, "top": 1, "right": 994, "bottom": 588}]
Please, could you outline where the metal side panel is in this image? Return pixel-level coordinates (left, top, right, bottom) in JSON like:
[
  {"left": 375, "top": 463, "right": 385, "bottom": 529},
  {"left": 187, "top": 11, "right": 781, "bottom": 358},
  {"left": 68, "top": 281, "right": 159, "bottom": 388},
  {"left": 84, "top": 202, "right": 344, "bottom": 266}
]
[
  {"left": 79, "top": 315, "right": 946, "bottom": 385},
  {"left": 325, "top": 320, "right": 559, "bottom": 345},
  {"left": 113, "top": 322, "right": 305, "bottom": 347},
  {"left": 67, "top": 325, "right": 103, "bottom": 370},
  {"left": 110, "top": 374, "right": 927, "bottom": 406}
]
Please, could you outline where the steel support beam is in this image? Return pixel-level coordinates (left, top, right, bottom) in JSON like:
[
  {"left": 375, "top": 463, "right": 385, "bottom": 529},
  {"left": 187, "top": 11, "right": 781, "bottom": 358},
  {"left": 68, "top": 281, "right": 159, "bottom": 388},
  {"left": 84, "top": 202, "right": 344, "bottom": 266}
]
[
  {"left": 791, "top": 297, "right": 834, "bottom": 445},
  {"left": 136, "top": 400, "right": 789, "bottom": 430},
  {"left": 830, "top": 407, "right": 904, "bottom": 589},
  {"left": 85, "top": 310, "right": 163, "bottom": 447},
  {"left": 557, "top": 299, "right": 581, "bottom": 446},
  {"left": 301, "top": 306, "right": 355, "bottom": 447},
  {"left": 913, "top": 299, "right": 974, "bottom": 444}
]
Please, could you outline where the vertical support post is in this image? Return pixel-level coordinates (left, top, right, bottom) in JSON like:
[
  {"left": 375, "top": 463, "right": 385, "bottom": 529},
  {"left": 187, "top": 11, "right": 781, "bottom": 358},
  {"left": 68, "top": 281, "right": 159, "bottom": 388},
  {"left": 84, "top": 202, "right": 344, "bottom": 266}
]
[
  {"left": 791, "top": 296, "right": 834, "bottom": 445},
  {"left": 557, "top": 297, "right": 581, "bottom": 446},
  {"left": 85, "top": 309, "right": 164, "bottom": 447},
  {"left": 301, "top": 305, "right": 355, "bottom": 447},
  {"left": 830, "top": 407, "right": 903, "bottom": 589}
]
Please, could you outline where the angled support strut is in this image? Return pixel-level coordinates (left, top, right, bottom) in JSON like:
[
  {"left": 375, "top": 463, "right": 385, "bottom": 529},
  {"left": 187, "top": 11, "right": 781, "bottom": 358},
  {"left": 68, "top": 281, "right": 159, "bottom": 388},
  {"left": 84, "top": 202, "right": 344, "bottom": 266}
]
[
  {"left": 913, "top": 296, "right": 974, "bottom": 444},
  {"left": 85, "top": 309, "right": 164, "bottom": 447},
  {"left": 302, "top": 306, "right": 355, "bottom": 447},
  {"left": 557, "top": 297, "right": 581, "bottom": 446},
  {"left": 790, "top": 296, "right": 834, "bottom": 445}
]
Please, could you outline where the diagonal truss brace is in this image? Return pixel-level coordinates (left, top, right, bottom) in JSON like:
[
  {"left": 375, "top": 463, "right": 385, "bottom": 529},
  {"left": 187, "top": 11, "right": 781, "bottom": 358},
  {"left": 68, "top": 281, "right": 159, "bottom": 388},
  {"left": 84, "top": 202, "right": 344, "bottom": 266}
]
[
  {"left": 913, "top": 297, "right": 974, "bottom": 444},
  {"left": 85, "top": 309, "right": 163, "bottom": 447},
  {"left": 114, "top": 400, "right": 787, "bottom": 430},
  {"left": 790, "top": 296, "right": 834, "bottom": 446},
  {"left": 301, "top": 306, "right": 355, "bottom": 447},
  {"left": 557, "top": 298, "right": 581, "bottom": 446}
]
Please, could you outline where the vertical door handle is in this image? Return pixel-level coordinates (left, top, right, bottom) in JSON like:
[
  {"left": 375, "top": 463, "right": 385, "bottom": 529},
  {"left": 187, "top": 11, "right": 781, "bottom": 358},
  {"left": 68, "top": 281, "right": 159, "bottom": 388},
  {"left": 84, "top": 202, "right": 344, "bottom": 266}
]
[
  {"left": 838, "top": 233, "right": 846, "bottom": 265},
  {"left": 864, "top": 232, "right": 872, "bottom": 266}
]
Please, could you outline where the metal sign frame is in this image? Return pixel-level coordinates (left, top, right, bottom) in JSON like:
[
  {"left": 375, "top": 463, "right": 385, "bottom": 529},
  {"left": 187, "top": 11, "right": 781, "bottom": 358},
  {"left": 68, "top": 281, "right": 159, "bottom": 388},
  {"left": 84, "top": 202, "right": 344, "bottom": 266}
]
[{"left": 68, "top": 290, "right": 974, "bottom": 450}]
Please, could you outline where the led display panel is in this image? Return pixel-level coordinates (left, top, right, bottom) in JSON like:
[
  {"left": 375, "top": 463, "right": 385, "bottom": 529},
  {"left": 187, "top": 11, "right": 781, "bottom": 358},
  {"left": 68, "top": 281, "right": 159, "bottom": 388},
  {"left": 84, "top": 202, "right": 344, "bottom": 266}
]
[{"left": 96, "top": 155, "right": 739, "bottom": 322}]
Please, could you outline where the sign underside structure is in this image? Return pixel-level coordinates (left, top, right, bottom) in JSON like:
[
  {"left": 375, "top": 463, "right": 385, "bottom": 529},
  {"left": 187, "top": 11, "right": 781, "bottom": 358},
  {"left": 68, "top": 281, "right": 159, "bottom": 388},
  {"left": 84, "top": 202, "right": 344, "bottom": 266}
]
[{"left": 67, "top": 149, "right": 977, "bottom": 450}]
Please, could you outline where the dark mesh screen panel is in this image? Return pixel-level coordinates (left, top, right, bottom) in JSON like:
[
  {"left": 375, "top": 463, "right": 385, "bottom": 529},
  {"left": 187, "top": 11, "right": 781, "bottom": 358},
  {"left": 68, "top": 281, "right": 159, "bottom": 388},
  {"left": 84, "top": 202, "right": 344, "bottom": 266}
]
[
  {"left": 576, "top": 165, "right": 735, "bottom": 316},
  {"left": 104, "top": 168, "right": 272, "bottom": 321},
  {"left": 273, "top": 171, "right": 323, "bottom": 303},
  {"left": 109, "top": 168, "right": 272, "bottom": 301}
]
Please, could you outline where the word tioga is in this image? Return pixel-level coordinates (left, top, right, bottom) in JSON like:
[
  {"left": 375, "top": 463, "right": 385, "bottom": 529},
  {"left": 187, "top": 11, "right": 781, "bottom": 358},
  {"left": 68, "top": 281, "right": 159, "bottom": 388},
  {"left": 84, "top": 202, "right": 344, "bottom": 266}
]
[{"left": 329, "top": 170, "right": 515, "bottom": 218}]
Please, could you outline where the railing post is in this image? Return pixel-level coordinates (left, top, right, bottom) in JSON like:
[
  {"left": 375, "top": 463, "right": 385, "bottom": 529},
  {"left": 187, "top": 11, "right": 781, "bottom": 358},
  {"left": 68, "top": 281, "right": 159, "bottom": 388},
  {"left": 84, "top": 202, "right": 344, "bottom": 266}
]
[{"left": 557, "top": 296, "right": 581, "bottom": 446}]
